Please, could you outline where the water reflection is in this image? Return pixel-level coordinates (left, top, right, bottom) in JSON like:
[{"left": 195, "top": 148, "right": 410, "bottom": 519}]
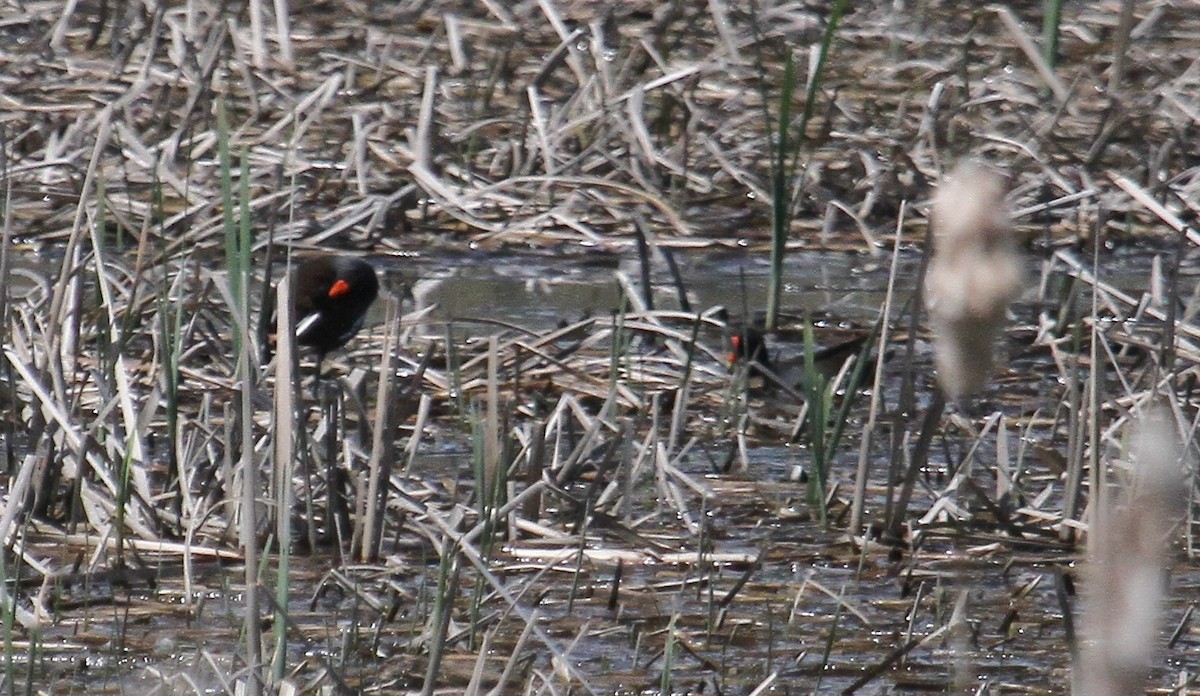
[{"left": 385, "top": 249, "right": 907, "bottom": 331}]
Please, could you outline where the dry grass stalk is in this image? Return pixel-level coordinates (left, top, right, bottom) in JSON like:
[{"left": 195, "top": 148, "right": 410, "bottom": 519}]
[
  {"left": 270, "top": 272, "right": 296, "bottom": 684},
  {"left": 357, "top": 294, "right": 401, "bottom": 561},
  {"left": 925, "top": 161, "right": 1022, "bottom": 399}
]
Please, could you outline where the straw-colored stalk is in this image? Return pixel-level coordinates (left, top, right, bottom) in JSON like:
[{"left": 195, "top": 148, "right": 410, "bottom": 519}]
[
  {"left": 924, "top": 161, "right": 1021, "bottom": 399},
  {"left": 358, "top": 295, "right": 400, "bottom": 562},
  {"left": 271, "top": 274, "right": 296, "bottom": 683},
  {"left": 1074, "top": 408, "right": 1186, "bottom": 695}
]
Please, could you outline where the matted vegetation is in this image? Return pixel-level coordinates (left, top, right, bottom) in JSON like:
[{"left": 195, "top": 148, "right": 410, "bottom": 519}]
[{"left": 1, "top": 0, "right": 1199, "bottom": 693}]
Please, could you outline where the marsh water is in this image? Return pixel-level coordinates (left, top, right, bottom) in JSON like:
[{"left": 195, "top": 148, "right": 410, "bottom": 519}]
[
  {"left": 8, "top": 0, "right": 1200, "bottom": 690},
  {"left": 380, "top": 246, "right": 901, "bottom": 330},
  {"left": 17, "top": 242, "right": 1200, "bottom": 694}
]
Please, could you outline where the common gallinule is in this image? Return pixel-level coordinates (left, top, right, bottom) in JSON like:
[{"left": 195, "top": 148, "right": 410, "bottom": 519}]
[
  {"left": 729, "top": 326, "right": 871, "bottom": 393},
  {"left": 292, "top": 256, "right": 379, "bottom": 364}
]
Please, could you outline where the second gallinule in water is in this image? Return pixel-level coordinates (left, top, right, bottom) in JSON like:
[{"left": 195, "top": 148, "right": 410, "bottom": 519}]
[
  {"left": 729, "top": 326, "right": 872, "bottom": 393},
  {"left": 292, "top": 256, "right": 379, "bottom": 365}
]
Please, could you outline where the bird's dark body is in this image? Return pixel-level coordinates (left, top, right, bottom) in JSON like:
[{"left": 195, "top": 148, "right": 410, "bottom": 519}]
[{"left": 292, "top": 257, "right": 379, "bottom": 356}]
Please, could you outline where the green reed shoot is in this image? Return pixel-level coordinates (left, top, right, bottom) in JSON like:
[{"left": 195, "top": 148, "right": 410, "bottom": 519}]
[
  {"left": 421, "top": 540, "right": 460, "bottom": 696},
  {"left": 609, "top": 293, "right": 632, "bottom": 394},
  {"left": 1042, "top": 0, "right": 1063, "bottom": 74},
  {"left": 218, "top": 99, "right": 253, "bottom": 359},
  {"left": 802, "top": 314, "right": 880, "bottom": 524},
  {"left": 218, "top": 97, "right": 262, "bottom": 694},
  {"left": 764, "top": 0, "right": 849, "bottom": 330},
  {"left": 660, "top": 610, "right": 679, "bottom": 694},
  {"left": 159, "top": 270, "right": 184, "bottom": 512},
  {"left": 823, "top": 318, "right": 882, "bottom": 460}
]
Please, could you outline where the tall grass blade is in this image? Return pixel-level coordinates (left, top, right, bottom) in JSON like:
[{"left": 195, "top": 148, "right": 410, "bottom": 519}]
[
  {"left": 216, "top": 99, "right": 263, "bottom": 695},
  {"left": 764, "top": 0, "right": 848, "bottom": 330},
  {"left": 660, "top": 610, "right": 679, "bottom": 694},
  {"left": 421, "top": 537, "right": 461, "bottom": 696},
  {"left": 1042, "top": 0, "right": 1063, "bottom": 75}
]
